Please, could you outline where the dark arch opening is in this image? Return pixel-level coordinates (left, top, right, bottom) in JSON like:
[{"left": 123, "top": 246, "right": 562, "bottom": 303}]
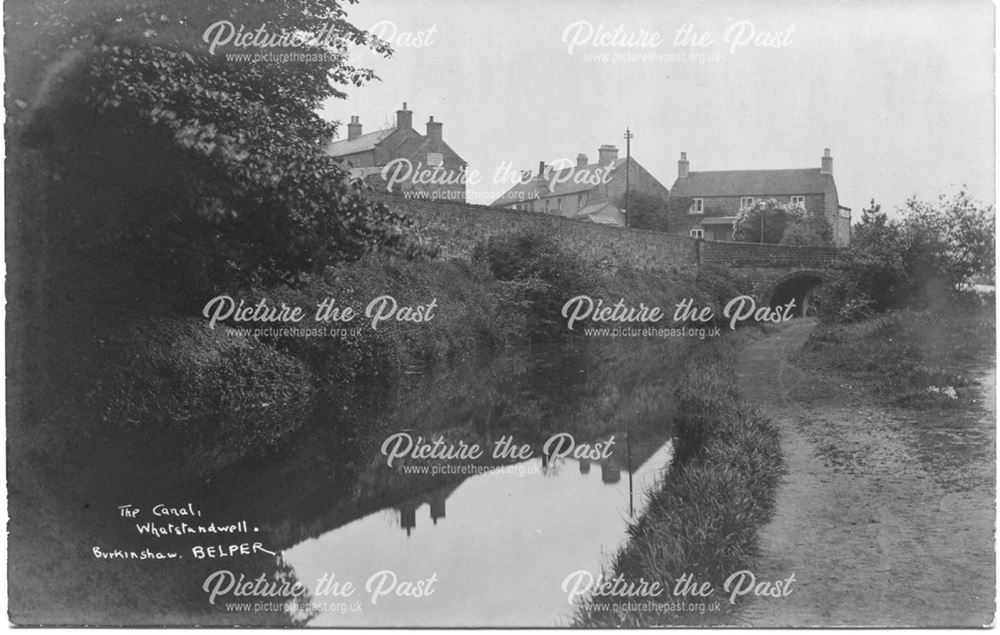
[{"left": 766, "top": 273, "right": 825, "bottom": 317}]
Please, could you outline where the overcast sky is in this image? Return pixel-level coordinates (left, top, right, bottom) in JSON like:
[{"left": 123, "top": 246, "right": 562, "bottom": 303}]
[{"left": 320, "top": 0, "right": 995, "bottom": 213}]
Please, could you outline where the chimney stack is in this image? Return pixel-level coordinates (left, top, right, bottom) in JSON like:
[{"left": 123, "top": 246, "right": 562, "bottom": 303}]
[
  {"left": 396, "top": 102, "right": 412, "bottom": 130},
  {"left": 678, "top": 151, "right": 689, "bottom": 178},
  {"left": 577, "top": 153, "right": 588, "bottom": 168},
  {"left": 538, "top": 160, "right": 546, "bottom": 178},
  {"left": 347, "top": 115, "right": 362, "bottom": 141},
  {"left": 820, "top": 148, "right": 833, "bottom": 174},
  {"left": 598, "top": 144, "right": 619, "bottom": 164},
  {"left": 426, "top": 115, "right": 442, "bottom": 144}
]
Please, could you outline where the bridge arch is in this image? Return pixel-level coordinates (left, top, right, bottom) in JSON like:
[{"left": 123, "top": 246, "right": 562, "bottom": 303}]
[{"left": 762, "top": 269, "right": 828, "bottom": 316}]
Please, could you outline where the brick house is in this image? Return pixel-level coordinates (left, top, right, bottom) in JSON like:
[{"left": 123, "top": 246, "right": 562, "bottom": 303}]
[
  {"left": 326, "top": 102, "right": 467, "bottom": 201},
  {"left": 490, "top": 145, "right": 669, "bottom": 227},
  {"left": 667, "top": 149, "right": 851, "bottom": 246}
]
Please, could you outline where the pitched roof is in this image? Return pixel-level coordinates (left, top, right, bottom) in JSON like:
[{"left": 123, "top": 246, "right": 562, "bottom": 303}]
[
  {"left": 572, "top": 200, "right": 617, "bottom": 219},
  {"left": 671, "top": 168, "right": 833, "bottom": 198},
  {"left": 490, "top": 158, "right": 627, "bottom": 206},
  {"left": 326, "top": 127, "right": 395, "bottom": 157},
  {"left": 380, "top": 132, "right": 467, "bottom": 166}
]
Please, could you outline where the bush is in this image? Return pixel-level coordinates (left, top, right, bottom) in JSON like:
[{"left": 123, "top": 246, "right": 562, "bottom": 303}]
[
  {"left": 474, "top": 229, "right": 596, "bottom": 340},
  {"left": 94, "top": 318, "right": 312, "bottom": 421},
  {"left": 822, "top": 196, "right": 995, "bottom": 319},
  {"left": 734, "top": 199, "right": 814, "bottom": 244}
]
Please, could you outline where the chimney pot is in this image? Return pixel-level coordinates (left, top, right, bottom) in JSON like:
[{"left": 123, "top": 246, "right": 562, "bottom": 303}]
[
  {"left": 347, "top": 115, "right": 363, "bottom": 141},
  {"left": 678, "top": 151, "right": 690, "bottom": 179},
  {"left": 821, "top": 148, "right": 833, "bottom": 175},
  {"left": 537, "top": 161, "right": 549, "bottom": 192},
  {"left": 426, "top": 116, "right": 443, "bottom": 144},
  {"left": 396, "top": 102, "right": 413, "bottom": 130},
  {"left": 597, "top": 144, "right": 619, "bottom": 164}
]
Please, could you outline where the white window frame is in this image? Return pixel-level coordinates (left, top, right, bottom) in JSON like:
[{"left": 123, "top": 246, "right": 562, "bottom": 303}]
[
  {"left": 740, "top": 196, "right": 754, "bottom": 210},
  {"left": 690, "top": 228, "right": 704, "bottom": 238},
  {"left": 790, "top": 195, "right": 805, "bottom": 206},
  {"left": 689, "top": 198, "right": 704, "bottom": 214}
]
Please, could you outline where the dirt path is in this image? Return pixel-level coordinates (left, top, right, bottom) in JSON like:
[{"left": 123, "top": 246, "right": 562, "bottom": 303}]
[{"left": 734, "top": 320, "right": 995, "bottom": 627}]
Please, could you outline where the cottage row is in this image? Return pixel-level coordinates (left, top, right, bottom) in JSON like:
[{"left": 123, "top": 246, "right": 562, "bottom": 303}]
[{"left": 326, "top": 103, "right": 851, "bottom": 247}]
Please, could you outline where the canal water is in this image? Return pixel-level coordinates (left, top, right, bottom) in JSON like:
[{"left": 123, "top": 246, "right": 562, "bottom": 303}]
[{"left": 54, "top": 338, "right": 688, "bottom": 626}]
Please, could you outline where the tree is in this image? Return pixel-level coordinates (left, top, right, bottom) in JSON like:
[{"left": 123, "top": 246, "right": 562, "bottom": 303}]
[
  {"left": 781, "top": 211, "right": 833, "bottom": 246},
  {"left": 9, "top": 0, "right": 425, "bottom": 306},
  {"left": 819, "top": 193, "right": 995, "bottom": 319},
  {"left": 732, "top": 198, "right": 806, "bottom": 243},
  {"left": 614, "top": 191, "right": 669, "bottom": 232},
  {"left": 901, "top": 190, "right": 995, "bottom": 291}
]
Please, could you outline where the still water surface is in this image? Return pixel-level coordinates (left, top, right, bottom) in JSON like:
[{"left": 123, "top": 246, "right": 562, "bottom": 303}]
[{"left": 77, "top": 339, "right": 686, "bottom": 626}]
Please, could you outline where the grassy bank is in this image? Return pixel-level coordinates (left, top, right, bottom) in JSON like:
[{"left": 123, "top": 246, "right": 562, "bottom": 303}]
[
  {"left": 573, "top": 331, "right": 785, "bottom": 627},
  {"left": 15, "top": 222, "right": 753, "bottom": 479},
  {"left": 795, "top": 306, "right": 995, "bottom": 409}
]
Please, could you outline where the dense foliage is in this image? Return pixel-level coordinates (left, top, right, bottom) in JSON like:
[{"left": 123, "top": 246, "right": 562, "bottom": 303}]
[
  {"left": 733, "top": 198, "right": 831, "bottom": 245},
  {"left": 817, "top": 193, "right": 994, "bottom": 320},
  {"left": 473, "top": 230, "right": 596, "bottom": 340},
  {"left": 10, "top": 0, "right": 425, "bottom": 306},
  {"left": 614, "top": 191, "right": 670, "bottom": 232}
]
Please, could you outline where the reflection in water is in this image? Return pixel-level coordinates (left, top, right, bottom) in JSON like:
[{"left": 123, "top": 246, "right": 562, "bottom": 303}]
[
  {"left": 36, "top": 338, "right": 687, "bottom": 626},
  {"left": 284, "top": 443, "right": 674, "bottom": 627},
  {"left": 257, "top": 340, "right": 684, "bottom": 627},
  {"left": 396, "top": 483, "right": 460, "bottom": 536}
]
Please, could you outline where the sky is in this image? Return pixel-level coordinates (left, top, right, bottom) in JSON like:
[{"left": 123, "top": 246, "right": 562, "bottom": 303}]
[{"left": 320, "top": 0, "right": 995, "bottom": 214}]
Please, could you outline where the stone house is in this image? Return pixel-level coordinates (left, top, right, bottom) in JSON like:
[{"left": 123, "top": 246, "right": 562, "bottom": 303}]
[
  {"left": 326, "top": 102, "right": 467, "bottom": 201},
  {"left": 490, "top": 145, "right": 670, "bottom": 227},
  {"left": 667, "top": 149, "right": 851, "bottom": 246}
]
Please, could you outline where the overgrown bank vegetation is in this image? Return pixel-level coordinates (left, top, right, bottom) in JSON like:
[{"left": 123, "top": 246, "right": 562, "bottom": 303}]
[
  {"left": 15, "top": 212, "right": 752, "bottom": 475},
  {"left": 797, "top": 307, "right": 995, "bottom": 410},
  {"left": 573, "top": 333, "right": 784, "bottom": 627}
]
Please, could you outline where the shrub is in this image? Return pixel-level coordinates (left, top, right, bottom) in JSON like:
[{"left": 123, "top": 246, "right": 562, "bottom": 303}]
[{"left": 474, "top": 230, "right": 596, "bottom": 340}]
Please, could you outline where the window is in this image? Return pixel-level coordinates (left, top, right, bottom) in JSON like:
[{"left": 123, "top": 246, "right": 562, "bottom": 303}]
[
  {"left": 557, "top": 197, "right": 563, "bottom": 212},
  {"left": 790, "top": 195, "right": 805, "bottom": 206},
  {"left": 740, "top": 196, "right": 754, "bottom": 209},
  {"left": 689, "top": 198, "right": 704, "bottom": 214},
  {"left": 578, "top": 194, "right": 585, "bottom": 209},
  {"left": 690, "top": 228, "right": 704, "bottom": 238},
  {"left": 544, "top": 199, "right": 550, "bottom": 213}
]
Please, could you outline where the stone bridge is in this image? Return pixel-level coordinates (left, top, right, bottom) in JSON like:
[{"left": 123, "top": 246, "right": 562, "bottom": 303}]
[
  {"left": 385, "top": 195, "right": 845, "bottom": 313},
  {"left": 696, "top": 239, "right": 845, "bottom": 315}
]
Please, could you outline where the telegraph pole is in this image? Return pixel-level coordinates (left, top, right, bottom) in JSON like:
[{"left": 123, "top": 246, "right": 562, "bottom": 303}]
[{"left": 624, "top": 128, "right": 634, "bottom": 229}]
